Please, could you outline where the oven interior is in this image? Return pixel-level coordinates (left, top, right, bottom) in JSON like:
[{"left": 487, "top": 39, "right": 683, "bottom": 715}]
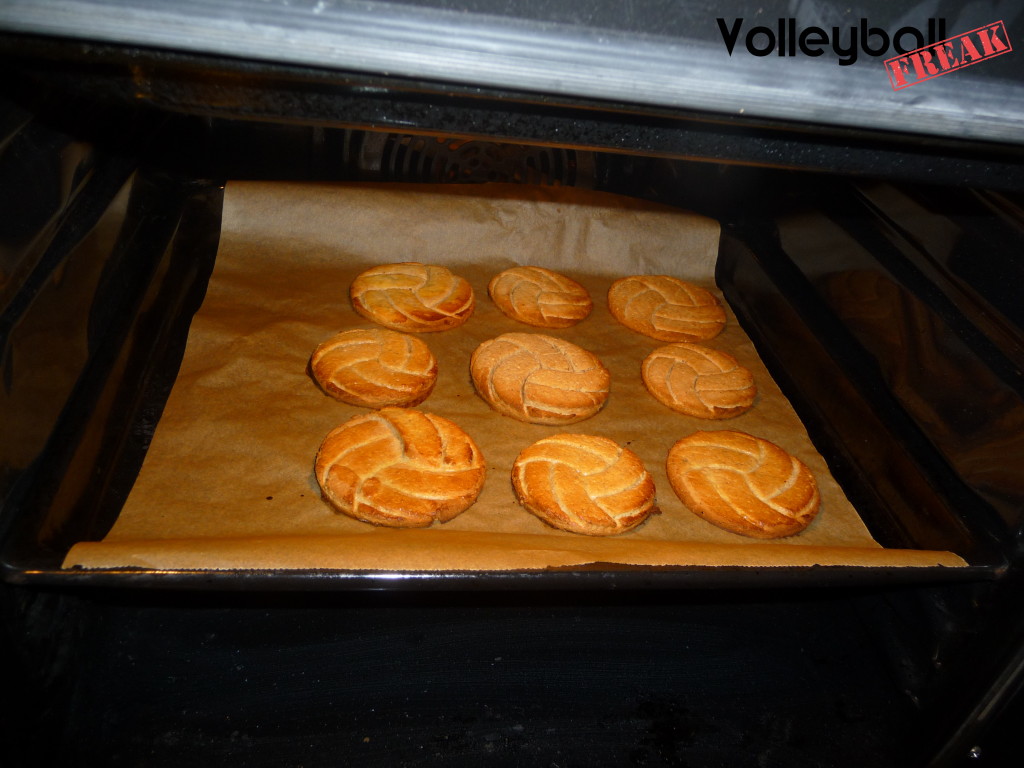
[{"left": 2, "top": 33, "right": 1024, "bottom": 768}]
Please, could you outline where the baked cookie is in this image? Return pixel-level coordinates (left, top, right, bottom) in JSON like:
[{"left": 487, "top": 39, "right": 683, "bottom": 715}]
[
  {"left": 607, "top": 275, "right": 726, "bottom": 342},
  {"left": 666, "top": 430, "right": 820, "bottom": 539},
  {"left": 315, "top": 407, "right": 486, "bottom": 527},
  {"left": 350, "top": 262, "right": 474, "bottom": 332},
  {"left": 512, "top": 433, "right": 657, "bottom": 536},
  {"left": 310, "top": 328, "right": 438, "bottom": 408},
  {"left": 470, "top": 333, "right": 610, "bottom": 425},
  {"left": 488, "top": 265, "right": 592, "bottom": 328},
  {"left": 641, "top": 343, "right": 756, "bottom": 419}
]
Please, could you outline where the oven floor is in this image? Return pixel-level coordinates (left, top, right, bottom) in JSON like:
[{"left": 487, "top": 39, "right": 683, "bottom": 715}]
[{"left": 7, "top": 587, "right": 933, "bottom": 768}]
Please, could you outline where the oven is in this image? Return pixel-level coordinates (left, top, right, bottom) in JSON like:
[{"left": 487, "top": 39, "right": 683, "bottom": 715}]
[{"left": 2, "top": 2, "right": 1023, "bottom": 766}]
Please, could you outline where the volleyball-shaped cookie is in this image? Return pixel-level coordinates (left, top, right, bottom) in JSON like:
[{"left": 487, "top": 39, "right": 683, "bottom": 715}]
[
  {"left": 470, "top": 333, "right": 610, "bottom": 425},
  {"left": 641, "top": 343, "right": 756, "bottom": 419},
  {"left": 608, "top": 275, "right": 726, "bottom": 342},
  {"left": 488, "top": 266, "right": 592, "bottom": 328},
  {"left": 310, "top": 328, "right": 438, "bottom": 408},
  {"left": 315, "top": 407, "right": 486, "bottom": 527},
  {"left": 666, "top": 430, "right": 820, "bottom": 539},
  {"left": 512, "top": 433, "right": 657, "bottom": 536},
  {"left": 350, "top": 262, "right": 474, "bottom": 332}
]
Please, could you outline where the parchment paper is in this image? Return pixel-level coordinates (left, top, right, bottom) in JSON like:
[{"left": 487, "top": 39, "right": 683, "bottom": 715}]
[{"left": 63, "top": 182, "right": 965, "bottom": 571}]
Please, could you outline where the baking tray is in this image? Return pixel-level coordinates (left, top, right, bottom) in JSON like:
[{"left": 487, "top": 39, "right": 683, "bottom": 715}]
[{"left": 0, "top": 155, "right": 1013, "bottom": 590}]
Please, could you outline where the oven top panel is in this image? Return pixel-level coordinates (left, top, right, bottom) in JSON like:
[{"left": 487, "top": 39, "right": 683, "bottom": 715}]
[{"left": 0, "top": 0, "right": 1022, "bottom": 146}]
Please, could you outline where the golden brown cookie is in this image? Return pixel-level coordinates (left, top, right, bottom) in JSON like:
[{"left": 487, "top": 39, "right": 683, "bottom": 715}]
[
  {"left": 666, "top": 430, "right": 820, "bottom": 539},
  {"left": 350, "top": 262, "right": 474, "bottom": 332},
  {"left": 315, "top": 407, "right": 486, "bottom": 527},
  {"left": 641, "top": 343, "right": 756, "bottom": 419},
  {"left": 607, "top": 275, "right": 726, "bottom": 342},
  {"left": 470, "top": 333, "right": 610, "bottom": 425},
  {"left": 310, "top": 328, "right": 438, "bottom": 408},
  {"left": 512, "top": 433, "right": 657, "bottom": 536},
  {"left": 488, "top": 266, "right": 592, "bottom": 328}
]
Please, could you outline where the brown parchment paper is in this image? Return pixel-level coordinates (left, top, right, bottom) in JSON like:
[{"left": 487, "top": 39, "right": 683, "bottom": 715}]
[{"left": 63, "top": 182, "right": 965, "bottom": 571}]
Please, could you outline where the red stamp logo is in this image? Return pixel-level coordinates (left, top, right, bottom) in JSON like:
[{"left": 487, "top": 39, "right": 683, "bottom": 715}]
[{"left": 886, "top": 21, "right": 1012, "bottom": 89}]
